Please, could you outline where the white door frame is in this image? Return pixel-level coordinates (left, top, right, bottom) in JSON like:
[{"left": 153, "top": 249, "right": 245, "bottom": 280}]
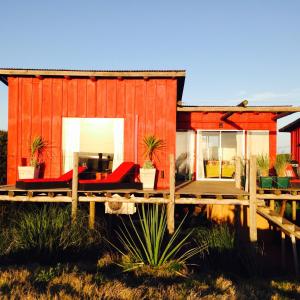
[{"left": 196, "top": 129, "right": 245, "bottom": 181}]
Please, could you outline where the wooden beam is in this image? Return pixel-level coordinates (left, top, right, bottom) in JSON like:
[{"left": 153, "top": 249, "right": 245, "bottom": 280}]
[
  {"left": 292, "top": 201, "right": 297, "bottom": 222},
  {"left": 221, "top": 100, "right": 248, "bottom": 121},
  {"left": 235, "top": 156, "right": 242, "bottom": 189},
  {"left": 0, "top": 69, "right": 186, "bottom": 78},
  {"left": 89, "top": 201, "right": 96, "bottom": 229},
  {"left": 249, "top": 155, "right": 257, "bottom": 242},
  {"left": 167, "top": 154, "right": 175, "bottom": 234},
  {"left": 177, "top": 106, "right": 300, "bottom": 113},
  {"left": 71, "top": 152, "right": 79, "bottom": 222},
  {"left": 257, "top": 194, "right": 300, "bottom": 200}
]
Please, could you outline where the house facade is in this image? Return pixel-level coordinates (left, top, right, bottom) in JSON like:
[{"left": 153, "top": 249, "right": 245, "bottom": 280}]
[{"left": 0, "top": 68, "right": 298, "bottom": 188}]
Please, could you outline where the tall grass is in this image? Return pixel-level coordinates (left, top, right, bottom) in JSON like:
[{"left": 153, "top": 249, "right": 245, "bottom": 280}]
[
  {"left": 257, "top": 154, "right": 270, "bottom": 177},
  {"left": 0, "top": 205, "right": 105, "bottom": 261}
]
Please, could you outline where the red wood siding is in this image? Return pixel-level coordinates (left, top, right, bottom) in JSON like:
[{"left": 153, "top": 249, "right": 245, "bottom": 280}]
[
  {"left": 177, "top": 111, "right": 277, "bottom": 161},
  {"left": 7, "top": 77, "right": 177, "bottom": 188},
  {"left": 291, "top": 128, "right": 300, "bottom": 162}
]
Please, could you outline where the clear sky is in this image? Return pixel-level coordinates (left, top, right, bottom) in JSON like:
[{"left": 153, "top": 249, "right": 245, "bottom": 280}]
[{"left": 0, "top": 0, "right": 299, "bottom": 151}]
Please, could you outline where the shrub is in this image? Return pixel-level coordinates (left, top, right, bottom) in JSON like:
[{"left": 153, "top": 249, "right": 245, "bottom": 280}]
[
  {"left": 257, "top": 154, "right": 269, "bottom": 177},
  {"left": 10, "top": 205, "right": 105, "bottom": 261},
  {"left": 0, "top": 130, "right": 7, "bottom": 185},
  {"left": 193, "top": 223, "right": 235, "bottom": 253},
  {"left": 108, "top": 204, "right": 207, "bottom": 273}
]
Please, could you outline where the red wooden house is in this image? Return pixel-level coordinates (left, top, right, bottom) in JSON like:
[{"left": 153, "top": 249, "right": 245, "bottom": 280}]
[
  {"left": 279, "top": 117, "right": 300, "bottom": 162},
  {"left": 0, "top": 68, "right": 299, "bottom": 188}
]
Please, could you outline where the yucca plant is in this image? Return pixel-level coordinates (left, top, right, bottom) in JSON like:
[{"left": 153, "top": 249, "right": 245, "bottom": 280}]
[
  {"left": 142, "top": 135, "right": 164, "bottom": 168},
  {"left": 29, "top": 136, "right": 47, "bottom": 167},
  {"left": 108, "top": 204, "right": 207, "bottom": 273},
  {"left": 256, "top": 154, "right": 270, "bottom": 177}
]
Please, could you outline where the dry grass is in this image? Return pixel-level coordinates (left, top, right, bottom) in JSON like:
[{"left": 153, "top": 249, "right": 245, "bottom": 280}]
[{"left": 0, "top": 262, "right": 299, "bottom": 299}]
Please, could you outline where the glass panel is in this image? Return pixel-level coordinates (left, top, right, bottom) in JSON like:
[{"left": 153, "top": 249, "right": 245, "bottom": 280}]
[
  {"left": 221, "top": 132, "right": 237, "bottom": 178},
  {"left": 202, "top": 132, "right": 221, "bottom": 179}
]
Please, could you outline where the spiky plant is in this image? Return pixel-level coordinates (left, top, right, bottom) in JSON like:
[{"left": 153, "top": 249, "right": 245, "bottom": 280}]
[
  {"left": 256, "top": 154, "right": 270, "bottom": 177},
  {"left": 108, "top": 204, "right": 207, "bottom": 273},
  {"left": 29, "top": 136, "right": 47, "bottom": 167},
  {"left": 142, "top": 135, "right": 164, "bottom": 168}
]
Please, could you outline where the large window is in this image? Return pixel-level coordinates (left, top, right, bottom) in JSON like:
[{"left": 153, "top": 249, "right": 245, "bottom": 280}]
[
  {"left": 62, "top": 118, "right": 124, "bottom": 173},
  {"left": 197, "top": 131, "right": 244, "bottom": 180}
]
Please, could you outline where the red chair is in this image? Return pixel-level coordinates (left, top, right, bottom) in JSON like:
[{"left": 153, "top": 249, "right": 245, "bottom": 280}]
[
  {"left": 78, "top": 162, "right": 142, "bottom": 191},
  {"left": 285, "top": 164, "right": 300, "bottom": 185},
  {"left": 16, "top": 166, "right": 87, "bottom": 190}
]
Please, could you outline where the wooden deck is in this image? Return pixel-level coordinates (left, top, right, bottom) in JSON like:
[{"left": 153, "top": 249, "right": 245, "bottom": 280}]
[{"left": 175, "top": 181, "right": 247, "bottom": 196}]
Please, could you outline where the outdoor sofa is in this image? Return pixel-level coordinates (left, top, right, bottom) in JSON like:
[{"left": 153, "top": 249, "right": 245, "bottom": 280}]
[{"left": 16, "top": 166, "right": 87, "bottom": 190}]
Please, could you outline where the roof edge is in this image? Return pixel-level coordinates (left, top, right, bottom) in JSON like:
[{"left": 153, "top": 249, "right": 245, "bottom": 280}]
[
  {"left": 279, "top": 118, "right": 300, "bottom": 132},
  {"left": 0, "top": 68, "right": 186, "bottom": 78}
]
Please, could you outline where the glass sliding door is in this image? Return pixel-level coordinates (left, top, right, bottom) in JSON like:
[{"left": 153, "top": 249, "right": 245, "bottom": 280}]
[{"left": 197, "top": 131, "right": 244, "bottom": 180}]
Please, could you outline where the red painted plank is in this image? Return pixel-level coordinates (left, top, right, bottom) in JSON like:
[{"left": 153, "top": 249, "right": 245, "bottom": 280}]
[
  {"left": 51, "top": 78, "right": 63, "bottom": 177},
  {"left": 116, "top": 79, "right": 125, "bottom": 117},
  {"left": 7, "top": 77, "right": 19, "bottom": 183},
  {"left": 41, "top": 79, "right": 53, "bottom": 177},
  {"left": 87, "top": 79, "right": 97, "bottom": 117},
  {"left": 106, "top": 80, "right": 117, "bottom": 117},
  {"left": 124, "top": 80, "right": 135, "bottom": 162},
  {"left": 67, "top": 79, "right": 78, "bottom": 117},
  {"left": 31, "top": 78, "right": 42, "bottom": 138},
  {"left": 96, "top": 79, "right": 107, "bottom": 117},
  {"left": 77, "top": 79, "right": 87, "bottom": 118}
]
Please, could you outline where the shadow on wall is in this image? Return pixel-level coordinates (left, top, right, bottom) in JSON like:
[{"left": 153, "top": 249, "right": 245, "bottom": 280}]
[{"left": 0, "top": 130, "right": 7, "bottom": 185}]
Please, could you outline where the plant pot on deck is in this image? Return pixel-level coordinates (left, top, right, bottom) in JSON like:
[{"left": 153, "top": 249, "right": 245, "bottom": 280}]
[
  {"left": 259, "top": 176, "right": 273, "bottom": 189},
  {"left": 18, "top": 166, "right": 39, "bottom": 180},
  {"left": 140, "top": 168, "right": 156, "bottom": 190},
  {"left": 275, "top": 177, "right": 290, "bottom": 189}
]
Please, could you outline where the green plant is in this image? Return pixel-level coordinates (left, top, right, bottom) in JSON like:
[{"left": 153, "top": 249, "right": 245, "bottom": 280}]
[
  {"left": 256, "top": 154, "right": 270, "bottom": 177},
  {"left": 29, "top": 136, "right": 47, "bottom": 167},
  {"left": 193, "top": 224, "right": 235, "bottom": 253},
  {"left": 142, "top": 135, "right": 164, "bottom": 168},
  {"left": 108, "top": 204, "right": 207, "bottom": 272},
  {"left": 0, "top": 130, "right": 7, "bottom": 185},
  {"left": 274, "top": 154, "right": 289, "bottom": 177},
  {"left": 11, "top": 205, "right": 103, "bottom": 260}
]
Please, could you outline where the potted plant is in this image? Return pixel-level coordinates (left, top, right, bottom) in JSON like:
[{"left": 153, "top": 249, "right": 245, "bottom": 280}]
[
  {"left": 257, "top": 154, "right": 273, "bottom": 188},
  {"left": 18, "top": 136, "right": 47, "bottom": 179},
  {"left": 274, "top": 154, "right": 290, "bottom": 189},
  {"left": 140, "top": 135, "right": 164, "bottom": 190}
]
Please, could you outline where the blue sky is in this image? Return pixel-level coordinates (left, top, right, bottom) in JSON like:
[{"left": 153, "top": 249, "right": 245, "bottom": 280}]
[{"left": 0, "top": 0, "right": 299, "bottom": 151}]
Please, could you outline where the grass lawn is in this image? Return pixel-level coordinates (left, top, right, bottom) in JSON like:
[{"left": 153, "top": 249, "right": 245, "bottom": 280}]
[{"left": 0, "top": 262, "right": 299, "bottom": 299}]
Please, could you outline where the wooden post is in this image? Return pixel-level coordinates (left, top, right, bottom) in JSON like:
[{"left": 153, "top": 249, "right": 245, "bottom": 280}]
[
  {"left": 270, "top": 200, "right": 275, "bottom": 211},
  {"left": 71, "top": 152, "right": 79, "bottom": 222},
  {"left": 167, "top": 154, "right": 175, "bottom": 234},
  {"left": 291, "top": 235, "right": 299, "bottom": 277},
  {"left": 235, "top": 156, "right": 241, "bottom": 189},
  {"left": 245, "top": 159, "right": 250, "bottom": 192},
  {"left": 281, "top": 231, "right": 286, "bottom": 270},
  {"left": 292, "top": 201, "right": 297, "bottom": 222},
  {"left": 89, "top": 201, "right": 96, "bottom": 229},
  {"left": 249, "top": 155, "right": 257, "bottom": 242}
]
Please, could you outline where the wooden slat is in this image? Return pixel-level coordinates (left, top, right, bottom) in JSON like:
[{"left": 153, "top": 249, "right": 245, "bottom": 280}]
[
  {"left": 0, "top": 69, "right": 186, "bottom": 78},
  {"left": 71, "top": 152, "right": 79, "bottom": 221},
  {"left": 177, "top": 106, "right": 300, "bottom": 113},
  {"left": 167, "top": 154, "right": 175, "bottom": 234},
  {"left": 249, "top": 155, "right": 257, "bottom": 242}
]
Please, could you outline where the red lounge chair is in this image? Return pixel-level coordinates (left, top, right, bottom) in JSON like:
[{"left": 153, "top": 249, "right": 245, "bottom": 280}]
[
  {"left": 285, "top": 165, "right": 300, "bottom": 186},
  {"left": 78, "top": 162, "right": 142, "bottom": 191},
  {"left": 16, "top": 166, "right": 87, "bottom": 190}
]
